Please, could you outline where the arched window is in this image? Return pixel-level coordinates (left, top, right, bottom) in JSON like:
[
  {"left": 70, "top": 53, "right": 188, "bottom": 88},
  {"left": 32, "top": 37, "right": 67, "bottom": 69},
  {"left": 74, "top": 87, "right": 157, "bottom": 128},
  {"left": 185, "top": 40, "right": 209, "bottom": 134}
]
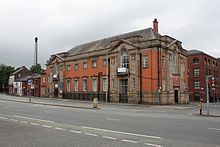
[
  {"left": 172, "top": 51, "right": 177, "bottom": 74},
  {"left": 121, "top": 51, "right": 129, "bottom": 69},
  {"left": 193, "top": 57, "right": 199, "bottom": 64}
]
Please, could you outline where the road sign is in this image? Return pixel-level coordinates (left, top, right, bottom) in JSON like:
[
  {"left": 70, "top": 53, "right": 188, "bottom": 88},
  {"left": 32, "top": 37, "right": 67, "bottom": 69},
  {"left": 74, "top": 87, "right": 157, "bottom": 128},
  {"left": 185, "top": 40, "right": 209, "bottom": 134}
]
[{"left": 28, "top": 80, "right": 32, "bottom": 85}]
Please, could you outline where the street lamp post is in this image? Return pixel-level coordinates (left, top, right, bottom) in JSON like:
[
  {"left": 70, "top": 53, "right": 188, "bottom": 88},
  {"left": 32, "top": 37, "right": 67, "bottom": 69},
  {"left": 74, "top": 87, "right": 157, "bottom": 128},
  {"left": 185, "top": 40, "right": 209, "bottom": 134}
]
[
  {"left": 206, "top": 75, "right": 212, "bottom": 116},
  {"left": 105, "top": 52, "right": 108, "bottom": 103}
]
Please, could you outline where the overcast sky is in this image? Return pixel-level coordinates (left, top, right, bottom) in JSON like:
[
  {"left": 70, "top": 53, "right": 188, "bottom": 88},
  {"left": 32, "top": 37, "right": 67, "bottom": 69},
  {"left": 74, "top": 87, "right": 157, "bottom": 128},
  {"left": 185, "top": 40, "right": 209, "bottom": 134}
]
[{"left": 0, "top": 0, "right": 220, "bottom": 68}]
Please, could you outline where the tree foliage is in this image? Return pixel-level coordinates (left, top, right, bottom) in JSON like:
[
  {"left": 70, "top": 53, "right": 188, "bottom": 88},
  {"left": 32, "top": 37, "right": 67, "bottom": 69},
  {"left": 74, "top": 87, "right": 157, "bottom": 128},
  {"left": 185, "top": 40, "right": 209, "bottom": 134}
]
[
  {"left": 0, "top": 64, "right": 15, "bottom": 91},
  {"left": 30, "top": 64, "right": 42, "bottom": 74}
]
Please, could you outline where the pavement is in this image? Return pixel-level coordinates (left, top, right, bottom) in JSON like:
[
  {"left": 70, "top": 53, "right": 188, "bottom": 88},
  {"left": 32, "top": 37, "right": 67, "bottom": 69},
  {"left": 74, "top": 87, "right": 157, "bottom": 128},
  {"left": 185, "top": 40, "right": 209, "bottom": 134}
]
[
  {"left": 0, "top": 93, "right": 220, "bottom": 116},
  {"left": 0, "top": 93, "right": 198, "bottom": 108},
  {"left": 0, "top": 94, "right": 96, "bottom": 109}
]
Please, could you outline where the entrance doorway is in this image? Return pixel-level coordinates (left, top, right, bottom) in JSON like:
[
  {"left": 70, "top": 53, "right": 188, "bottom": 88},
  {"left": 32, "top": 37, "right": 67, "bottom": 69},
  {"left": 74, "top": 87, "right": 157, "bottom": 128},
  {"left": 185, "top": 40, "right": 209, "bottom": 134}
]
[
  {"left": 119, "top": 79, "right": 128, "bottom": 103},
  {"left": 54, "top": 88, "right": 58, "bottom": 97},
  {"left": 174, "top": 90, "right": 179, "bottom": 103}
]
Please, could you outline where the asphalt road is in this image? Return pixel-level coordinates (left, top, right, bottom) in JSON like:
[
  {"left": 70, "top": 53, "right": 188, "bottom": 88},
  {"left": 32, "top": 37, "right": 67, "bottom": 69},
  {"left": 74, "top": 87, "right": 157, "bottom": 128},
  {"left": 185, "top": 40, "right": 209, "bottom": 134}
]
[{"left": 0, "top": 95, "right": 220, "bottom": 147}]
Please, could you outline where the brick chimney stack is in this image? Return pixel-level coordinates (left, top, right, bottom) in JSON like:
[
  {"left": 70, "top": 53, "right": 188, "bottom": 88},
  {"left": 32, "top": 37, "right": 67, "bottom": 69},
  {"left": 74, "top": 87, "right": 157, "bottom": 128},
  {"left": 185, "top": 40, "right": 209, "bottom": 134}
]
[
  {"left": 153, "top": 18, "right": 158, "bottom": 33},
  {"left": 34, "top": 37, "right": 38, "bottom": 66}
]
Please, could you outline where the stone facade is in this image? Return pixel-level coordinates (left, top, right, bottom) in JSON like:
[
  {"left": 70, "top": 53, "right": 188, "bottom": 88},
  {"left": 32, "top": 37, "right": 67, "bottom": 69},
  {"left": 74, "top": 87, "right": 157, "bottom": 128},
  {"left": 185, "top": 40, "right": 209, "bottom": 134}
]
[{"left": 45, "top": 19, "right": 189, "bottom": 104}]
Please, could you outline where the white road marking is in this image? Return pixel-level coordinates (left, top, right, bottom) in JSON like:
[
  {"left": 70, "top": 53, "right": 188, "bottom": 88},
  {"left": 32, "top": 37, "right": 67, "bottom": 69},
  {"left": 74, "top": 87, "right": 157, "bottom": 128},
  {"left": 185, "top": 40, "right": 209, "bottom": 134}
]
[
  {"left": 102, "top": 136, "right": 116, "bottom": 140},
  {"left": 30, "top": 122, "right": 40, "bottom": 126},
  {"left": 70, "top": 130, "right": 82, "bottom": 134},
  {"left": 31, "top": 104, "right": 43, "bottom": 107},
  {"left": 136, "top": 110, "right": 147, "bottom": 112},
  {"left": 9, "top": 119, "right": 18, "bottom": 122},
  {"left": 0, "top": 116, "right": 8, "bottom": 120},
  {"left": 12, "top": 115, "right": 54, "bottom": 123},
  {"left": 81, "top": 126, "right": 161, "bottom": 139},
  {"left": 144, "top": 143, "right": 162, "bottom": 147},
  {"left": 54, "top": 127, "right": 66, "bottom": 131},
  {"left": 122, "top": 139, "right": 138, "bottom": 144},
  {"left": 208, "top": 127, "right": 220, "bottom": 131},
  {"left": 42, "top": 125, "right": 52, "bottom": 128},
  {"left": 106, "top": 118, "right": 120, "bottom": 121},
  {"left": 84, "top": 133, "right": 98, "bottom": 137},
  {"left": 20, "top": 121, "right": 28, "bottom": 124}
]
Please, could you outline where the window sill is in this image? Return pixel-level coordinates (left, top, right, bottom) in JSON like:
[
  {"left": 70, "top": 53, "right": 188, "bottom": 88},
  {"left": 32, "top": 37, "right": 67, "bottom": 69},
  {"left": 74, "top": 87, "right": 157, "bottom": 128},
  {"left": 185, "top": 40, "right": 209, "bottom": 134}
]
[{"left": 143, "top": 66, "right": 149, "bottom": 69}]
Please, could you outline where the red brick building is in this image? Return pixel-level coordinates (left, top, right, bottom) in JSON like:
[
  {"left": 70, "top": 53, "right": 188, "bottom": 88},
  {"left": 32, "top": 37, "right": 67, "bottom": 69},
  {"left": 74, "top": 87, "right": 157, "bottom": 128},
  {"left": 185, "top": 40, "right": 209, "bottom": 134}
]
[
  {"left": 188, "top": 50, "right": 220, "bottom": 102},
  {"left": 46, "top": 19, "right": 189, "bottom": 104},
  {"left": 40, "top": 72, "right": 47, "bottom": 97},
  {"left": 32, "top": 74, "right": 41, "bottom": 97},
  {"left": 13, "top": 73, "right": 47, "bottom": 98},
  {"left": 8, "top": 66, "right": 31, "bottom": 95},
  {"left": 30, "top": 73, "right": 47, "bottom": 97}
]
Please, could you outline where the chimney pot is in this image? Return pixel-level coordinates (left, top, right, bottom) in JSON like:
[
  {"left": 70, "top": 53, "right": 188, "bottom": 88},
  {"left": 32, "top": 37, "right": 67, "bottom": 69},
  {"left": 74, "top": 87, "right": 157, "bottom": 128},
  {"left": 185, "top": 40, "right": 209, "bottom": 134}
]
[{"left": 153, "top": 18, "right": 159, "bottom": 33}]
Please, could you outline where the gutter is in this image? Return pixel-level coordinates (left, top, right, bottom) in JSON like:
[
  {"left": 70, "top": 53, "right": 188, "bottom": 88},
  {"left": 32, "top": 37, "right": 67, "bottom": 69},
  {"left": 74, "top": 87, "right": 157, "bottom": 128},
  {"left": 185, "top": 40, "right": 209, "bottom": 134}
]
[{"left": 157, "top": 46, "right": 161, "bottom": 105}]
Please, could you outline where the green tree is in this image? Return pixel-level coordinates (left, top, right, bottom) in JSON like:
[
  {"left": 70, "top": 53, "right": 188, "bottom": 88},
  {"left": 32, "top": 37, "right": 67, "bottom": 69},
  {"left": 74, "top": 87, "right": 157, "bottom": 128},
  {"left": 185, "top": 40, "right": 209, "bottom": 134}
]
[
  {"left": 30, "top": 64, "right": 42, "bottom": 74},
  {"left": 0, "top": 64, "right": 15, "bottom": 92}
]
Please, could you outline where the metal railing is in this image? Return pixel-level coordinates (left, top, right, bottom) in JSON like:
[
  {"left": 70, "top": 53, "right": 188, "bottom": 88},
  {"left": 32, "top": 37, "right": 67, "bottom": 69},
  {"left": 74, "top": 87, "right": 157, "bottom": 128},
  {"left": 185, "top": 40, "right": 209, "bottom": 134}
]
[{"left": 62, "top": 91, "right": 109, "bottom": 102}]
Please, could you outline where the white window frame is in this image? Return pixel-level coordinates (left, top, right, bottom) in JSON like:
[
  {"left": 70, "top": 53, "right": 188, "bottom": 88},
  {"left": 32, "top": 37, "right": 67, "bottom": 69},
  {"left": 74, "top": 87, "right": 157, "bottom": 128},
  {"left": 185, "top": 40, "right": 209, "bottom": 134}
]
[
  {"left": 102, "top": 77, "right": 108, "bottom": 92},
  {"left": 193, "top": 57, "right": 199, "bottom": 64},
  {"left": 143, "top": 56, "right": 149, "bottom": 68},
  {"left": 172, "top": 52, "right": 177, "bottom": 74},
  {"left": 67, "top": 65, "right": 71, "bottom": 71},
  {"left": 92, "top": 61, "right": 97, "bottom": 68},
  {"left": 121, "top": 51, "right": 129, "bottom": 69},
  {"left": 194, "top": 68, "right": 200, "bottom": 76},
  {"left": 74, "top": 64, "right": 78, "bottom": 71},
  {"left": 74, "top": 79, "right": 78, "bottom": 92},
  {"left": 92, "top": 78, "right": 97, "bottom": 92},
  {"left": 83, "top": 62, "right": 88, "bottom": 69},
  {"left": 194, "top": 82, "right": 200, "bottom": 89},
  {"left": 66, "top": 79, "right": 70, "bottom": 92},
  {"left": 103, "top": 59, "right": 107, "bottom": 67}
]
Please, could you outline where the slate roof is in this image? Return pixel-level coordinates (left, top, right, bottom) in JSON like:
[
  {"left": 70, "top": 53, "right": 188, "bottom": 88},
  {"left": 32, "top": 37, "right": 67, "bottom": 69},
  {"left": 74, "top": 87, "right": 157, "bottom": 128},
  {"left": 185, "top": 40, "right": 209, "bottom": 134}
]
[
  {"left": 67, "top": 28, "right": 161, "bottom": 55},
  {"left": 187, "top": 49, "right": 204, "bottom": 55},
  {"left": 16, "top": 75, "right": 33, "bottom": 82},
  {"left": 11, "top": 66, "right": 26, "bottom": 75},
  {"left": 187, "top": 50, "right": 220, "bottom": 61},
  {"left": 32, "top": 74, "right": 41, "bottom": 79},
  {"left": 16, "top": 74, "right": 40, "bottom": 82}
]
